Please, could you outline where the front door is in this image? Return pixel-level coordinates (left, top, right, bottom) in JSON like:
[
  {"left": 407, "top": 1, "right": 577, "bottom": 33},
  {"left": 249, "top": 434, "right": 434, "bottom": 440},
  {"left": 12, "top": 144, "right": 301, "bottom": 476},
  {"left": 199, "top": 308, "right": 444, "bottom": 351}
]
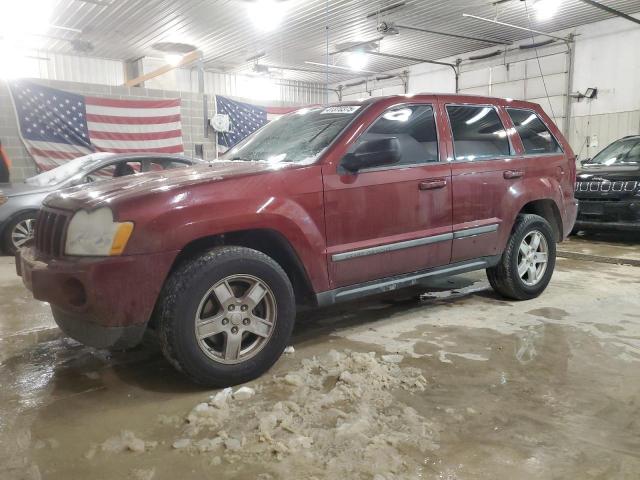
[
  {"left": 323, "top": 103, "right": 453, "bottom": 288},
  {"left": 443, "top": 103, "right": 526, "bottom": 263}
]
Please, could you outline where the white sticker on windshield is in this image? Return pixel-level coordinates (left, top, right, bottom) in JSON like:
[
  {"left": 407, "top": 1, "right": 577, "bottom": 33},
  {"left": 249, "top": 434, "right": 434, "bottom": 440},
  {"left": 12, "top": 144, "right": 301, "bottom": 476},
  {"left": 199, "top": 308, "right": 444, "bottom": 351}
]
[{"left": 320, "top": 106, "right": 361, "bottom": 114}]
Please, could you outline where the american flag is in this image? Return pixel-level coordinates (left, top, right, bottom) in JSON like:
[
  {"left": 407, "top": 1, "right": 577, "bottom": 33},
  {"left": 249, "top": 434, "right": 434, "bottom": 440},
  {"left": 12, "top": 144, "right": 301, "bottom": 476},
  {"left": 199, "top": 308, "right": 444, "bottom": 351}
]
[
  {"left": 216, "top": 95, "right": 298, "bottom": 153},
  {"left": 9, "top": 80, "right": 184, "bottom": 170}
]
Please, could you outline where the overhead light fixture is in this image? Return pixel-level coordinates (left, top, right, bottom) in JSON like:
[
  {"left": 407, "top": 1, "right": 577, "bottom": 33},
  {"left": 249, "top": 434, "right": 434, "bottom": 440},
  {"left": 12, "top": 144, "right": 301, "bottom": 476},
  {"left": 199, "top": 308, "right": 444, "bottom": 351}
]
[
  {"left": 164, "top": 54, "right": 184, "bottom": 66},
  {"left": 347, "top": 51, "right": 368, "bottom": 71},
  {"left": 532, "top": 0, "right": 562, "bottom": 21},
  {"left": 247, "top": 0, "right": 287, "bottom": 32},
  {"left": 569, "top": 87, "right": 598, "bottom": 100},
  {"left": 0, "top": 0, "right": 54, "bottom": 39}
]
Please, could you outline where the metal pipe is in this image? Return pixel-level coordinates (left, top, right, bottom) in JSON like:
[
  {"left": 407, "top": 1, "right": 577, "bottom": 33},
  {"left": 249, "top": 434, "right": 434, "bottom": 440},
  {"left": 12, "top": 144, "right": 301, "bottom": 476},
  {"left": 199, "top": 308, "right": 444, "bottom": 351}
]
[
  {"left": 462, "top": 13, "right": 569, "bottom": 42},
  {"left": 361, "top": 50, "right": 455, "bottom": 69},
  {"left": 304, "top": 61, "right": 379, "bottom": 74},
  {"left": 576, "top": 0, "right": 640, "bottom": 26},
  {"left": 396, "top": 24, "right": 511, "bottom": 45}
]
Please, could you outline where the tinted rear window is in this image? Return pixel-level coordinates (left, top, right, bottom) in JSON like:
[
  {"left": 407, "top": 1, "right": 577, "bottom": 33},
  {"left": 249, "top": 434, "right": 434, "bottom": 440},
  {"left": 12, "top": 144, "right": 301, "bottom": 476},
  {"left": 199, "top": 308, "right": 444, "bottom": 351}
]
[{"left": 447, "top": 105, "right": 512, "bottom": 161}]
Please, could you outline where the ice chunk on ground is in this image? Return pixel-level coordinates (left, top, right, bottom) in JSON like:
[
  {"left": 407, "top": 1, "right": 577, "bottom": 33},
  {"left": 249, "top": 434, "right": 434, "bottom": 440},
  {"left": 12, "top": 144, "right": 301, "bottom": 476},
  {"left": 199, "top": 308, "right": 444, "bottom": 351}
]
[
  {"left": 381, "top": 354, "right": 404, "bottom": 364},
  {"left": 209, "top": 387, "right": 233, "bottom": 409},
  {"left": 168, "top": 349, "right": 435, "bottom": 478},
  {"left": 100, "top": 431, "right": 156, "bottom": 454},
  {"left": 233, "top": 386, "right": 255, "bottom": 400},
  {"left": 172, "top": 438, "right": 191, "bottom": 449}
]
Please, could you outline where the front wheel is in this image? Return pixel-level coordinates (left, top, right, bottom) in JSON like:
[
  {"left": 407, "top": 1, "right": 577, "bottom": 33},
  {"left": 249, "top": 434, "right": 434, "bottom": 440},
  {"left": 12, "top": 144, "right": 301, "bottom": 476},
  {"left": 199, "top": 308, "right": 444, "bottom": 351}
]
[
  {"left": 487, "top": 214, "right": 557, "bottom": 300},
  {"left": 3, "top": 212, "right": 37, "bottom": 255},
  {"left": 157, "top": 246, "right": 295, "bottom": 387}
]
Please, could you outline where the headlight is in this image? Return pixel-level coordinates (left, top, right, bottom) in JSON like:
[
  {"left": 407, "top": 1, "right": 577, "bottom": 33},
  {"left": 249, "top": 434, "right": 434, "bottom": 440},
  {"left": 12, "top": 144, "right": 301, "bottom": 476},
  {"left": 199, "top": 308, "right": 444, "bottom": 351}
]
[{"left": 65, "top": 207, "right": 134, "bottom": 256}]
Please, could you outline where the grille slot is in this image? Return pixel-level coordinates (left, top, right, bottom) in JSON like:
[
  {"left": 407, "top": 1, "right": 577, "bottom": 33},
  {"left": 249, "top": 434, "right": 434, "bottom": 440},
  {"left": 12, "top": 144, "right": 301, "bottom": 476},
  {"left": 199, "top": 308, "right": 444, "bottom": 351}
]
[
  {"left": 35, "top": 208, "right": 71, "bottom": 257},
  {"left": 575, "top": 180, "right": 638, "bottom": 193}
]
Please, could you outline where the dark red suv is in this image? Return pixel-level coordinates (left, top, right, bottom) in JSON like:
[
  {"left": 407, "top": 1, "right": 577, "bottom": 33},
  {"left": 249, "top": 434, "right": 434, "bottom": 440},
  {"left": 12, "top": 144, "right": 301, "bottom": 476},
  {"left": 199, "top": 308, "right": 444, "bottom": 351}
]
[{"left": 16, "top": 95, "right": 578, "bottom": 386}]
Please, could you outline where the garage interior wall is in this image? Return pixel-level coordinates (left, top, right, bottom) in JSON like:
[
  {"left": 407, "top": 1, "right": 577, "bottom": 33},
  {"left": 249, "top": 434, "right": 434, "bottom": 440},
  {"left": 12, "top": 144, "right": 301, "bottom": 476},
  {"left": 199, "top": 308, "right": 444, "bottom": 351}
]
[
  {"left": 333, "top": 13, "right": 640, "bottom": 158},
  {"left": 0, "top": 55, "right": 326, "bottom": 181}
]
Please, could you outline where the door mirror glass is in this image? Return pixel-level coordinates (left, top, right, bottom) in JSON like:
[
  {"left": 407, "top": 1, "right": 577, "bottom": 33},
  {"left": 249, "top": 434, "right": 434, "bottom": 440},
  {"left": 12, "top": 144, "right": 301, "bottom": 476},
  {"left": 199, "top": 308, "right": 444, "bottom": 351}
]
[{"left": 341, "top": 137, "right": 401, "bottom": 172}]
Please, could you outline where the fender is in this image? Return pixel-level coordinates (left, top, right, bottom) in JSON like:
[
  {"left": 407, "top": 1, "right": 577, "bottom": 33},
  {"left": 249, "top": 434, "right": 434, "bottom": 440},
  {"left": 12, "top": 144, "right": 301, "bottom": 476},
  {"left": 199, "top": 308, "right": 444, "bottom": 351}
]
[
  {"left": 498, "top": 174, "right": 565, "bottom": 251},
  {"left": 120, "top": 169, "right": 329, "bottom": 292}
]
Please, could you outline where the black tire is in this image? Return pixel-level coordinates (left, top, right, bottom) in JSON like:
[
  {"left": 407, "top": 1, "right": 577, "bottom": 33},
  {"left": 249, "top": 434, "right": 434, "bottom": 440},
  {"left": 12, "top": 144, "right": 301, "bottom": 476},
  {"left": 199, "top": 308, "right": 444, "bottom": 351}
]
[
  {"left": 486, "top": 214, "right": 556, "bottom": 301},
  {"left": 156, "top": 246, "right": 295, "bottom": 387},
  {"left": 2, "top": 211, "right": 37, "bottom": 255}
]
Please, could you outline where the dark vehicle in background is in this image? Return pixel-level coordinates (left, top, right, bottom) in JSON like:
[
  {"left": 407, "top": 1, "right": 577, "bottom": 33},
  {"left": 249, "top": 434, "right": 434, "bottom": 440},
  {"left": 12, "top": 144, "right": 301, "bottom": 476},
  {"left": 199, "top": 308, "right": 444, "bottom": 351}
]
[
  {"left": 0, "top": 153, "right": 202, "bottom": 254},
  {"left": 575, "top": 135, "right": 640, "bottom": 232}
]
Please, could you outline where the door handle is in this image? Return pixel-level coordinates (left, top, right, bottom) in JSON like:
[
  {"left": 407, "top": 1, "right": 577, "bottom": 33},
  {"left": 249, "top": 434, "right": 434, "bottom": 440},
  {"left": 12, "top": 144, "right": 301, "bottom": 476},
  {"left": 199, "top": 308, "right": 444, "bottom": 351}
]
[
  {"left": 419, "top": 179, "right": 448, "bottom": 190},
  {"left": 503, "top": 170, "right": 524, "bottom": 179}
]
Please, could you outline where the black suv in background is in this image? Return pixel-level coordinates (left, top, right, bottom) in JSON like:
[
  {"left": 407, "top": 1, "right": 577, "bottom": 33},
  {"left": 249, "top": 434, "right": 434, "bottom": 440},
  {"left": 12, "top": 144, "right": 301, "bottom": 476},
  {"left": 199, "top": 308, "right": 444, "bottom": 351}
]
[{"left": 575, "top": 135, "right": 640, "bottom": 232}]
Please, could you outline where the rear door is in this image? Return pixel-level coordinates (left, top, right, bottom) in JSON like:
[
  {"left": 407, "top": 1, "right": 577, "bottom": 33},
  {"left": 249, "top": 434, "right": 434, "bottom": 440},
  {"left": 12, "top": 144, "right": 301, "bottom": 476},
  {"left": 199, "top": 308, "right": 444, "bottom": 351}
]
[
  {"left": 443, "top": 102, "right": 526, "bottom": 263},
  {"left": 323, "top": 102, "right": 452, "bottom": 288}
]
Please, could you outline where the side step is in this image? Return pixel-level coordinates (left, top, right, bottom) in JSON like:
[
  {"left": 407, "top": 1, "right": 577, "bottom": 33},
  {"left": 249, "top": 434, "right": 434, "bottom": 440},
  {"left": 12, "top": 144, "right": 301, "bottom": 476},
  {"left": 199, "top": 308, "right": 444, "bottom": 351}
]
[{"left": 315, "top": 255, "right": 500, "bottom": 307}]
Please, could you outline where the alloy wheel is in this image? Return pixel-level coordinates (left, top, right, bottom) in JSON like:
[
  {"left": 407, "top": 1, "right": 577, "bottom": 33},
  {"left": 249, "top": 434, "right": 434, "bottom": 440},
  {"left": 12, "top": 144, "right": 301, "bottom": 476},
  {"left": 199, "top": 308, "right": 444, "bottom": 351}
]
[
  {"left": 194, "top": 274, "right": 277, "bottom": 364},
  {"left": 11, "top": 218, "right": 35, "bottom": 249},
  {"left": 517, "top": 230, "right": 549, "bottom": 286}
]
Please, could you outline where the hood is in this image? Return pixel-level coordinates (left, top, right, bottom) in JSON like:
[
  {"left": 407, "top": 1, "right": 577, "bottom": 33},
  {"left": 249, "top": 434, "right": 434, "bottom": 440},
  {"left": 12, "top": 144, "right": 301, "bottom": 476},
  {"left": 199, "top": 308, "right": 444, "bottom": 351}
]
[
  {"left": 0, "top": 182, "right": 55, "bottom": 198},
  {"left": 44, "top": 160, "right": 298, "bottom": 211},
  {"left": 578, "top": 164, "right": 640, "bottom": 182}
]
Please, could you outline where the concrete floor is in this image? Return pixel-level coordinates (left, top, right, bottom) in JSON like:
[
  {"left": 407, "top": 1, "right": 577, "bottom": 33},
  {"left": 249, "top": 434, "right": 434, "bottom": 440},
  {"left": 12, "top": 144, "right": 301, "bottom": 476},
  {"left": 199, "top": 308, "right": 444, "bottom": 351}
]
[{"left": 1, "top": 235, "right": 639, "bottom": 480}]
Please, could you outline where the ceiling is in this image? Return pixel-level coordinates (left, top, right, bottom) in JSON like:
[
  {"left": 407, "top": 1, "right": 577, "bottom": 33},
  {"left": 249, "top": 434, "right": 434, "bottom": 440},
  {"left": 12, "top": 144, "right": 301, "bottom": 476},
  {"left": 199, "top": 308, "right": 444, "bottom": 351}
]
[{"left": 27, "top": 0, "right": 640, "bottom": 84}]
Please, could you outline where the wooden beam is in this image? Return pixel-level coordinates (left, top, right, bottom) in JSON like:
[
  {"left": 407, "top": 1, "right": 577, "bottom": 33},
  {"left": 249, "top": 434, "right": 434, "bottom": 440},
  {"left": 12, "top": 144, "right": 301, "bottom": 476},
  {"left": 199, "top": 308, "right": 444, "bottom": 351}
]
[{"left": 123, "top": 50, "right": 201, "bottom": 87}]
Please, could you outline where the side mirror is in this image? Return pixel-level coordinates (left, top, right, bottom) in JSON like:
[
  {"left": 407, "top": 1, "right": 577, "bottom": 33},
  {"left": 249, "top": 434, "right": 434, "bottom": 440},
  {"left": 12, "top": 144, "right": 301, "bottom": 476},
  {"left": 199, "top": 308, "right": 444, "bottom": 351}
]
[
  {"left": 341, "top": 137, "right": 401, "bottom": 173},
  {"left": 579, "top": 158, "right": 591, "bottom": 165}
]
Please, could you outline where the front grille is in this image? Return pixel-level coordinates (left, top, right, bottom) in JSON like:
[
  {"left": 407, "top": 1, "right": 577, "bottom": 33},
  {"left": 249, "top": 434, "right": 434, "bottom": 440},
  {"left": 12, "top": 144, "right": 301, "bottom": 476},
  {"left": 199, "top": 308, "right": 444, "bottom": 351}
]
[
  {"left": 575, "top": 180, "right": 638, "bottom": 193},
  {"left": 35, "top": 208, "right": 72, "bottom": 257}
]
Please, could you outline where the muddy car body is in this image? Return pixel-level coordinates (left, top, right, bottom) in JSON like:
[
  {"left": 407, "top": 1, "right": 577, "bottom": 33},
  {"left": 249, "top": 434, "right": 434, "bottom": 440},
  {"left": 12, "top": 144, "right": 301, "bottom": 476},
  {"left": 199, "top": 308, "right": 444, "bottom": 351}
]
[{"left": 17, "top": 94, "right": 578, "bottom": 386}]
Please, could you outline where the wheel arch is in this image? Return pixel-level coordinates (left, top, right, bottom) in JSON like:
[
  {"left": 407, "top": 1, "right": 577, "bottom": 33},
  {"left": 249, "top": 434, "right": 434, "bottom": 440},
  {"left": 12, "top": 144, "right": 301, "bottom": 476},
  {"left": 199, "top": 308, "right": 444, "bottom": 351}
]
[
  {"left": 166, "top": 228, "right": 316, "bottom": 308},
  {"left": 518, "top": 199, "right": 563, "bottom": 242}
]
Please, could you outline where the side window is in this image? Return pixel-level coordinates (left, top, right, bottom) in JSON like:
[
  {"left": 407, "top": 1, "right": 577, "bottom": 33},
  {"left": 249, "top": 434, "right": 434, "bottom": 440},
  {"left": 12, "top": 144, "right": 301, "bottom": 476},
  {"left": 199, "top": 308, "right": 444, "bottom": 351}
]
[
  {"left": 147, "top": 159, "right": 191, "bottom": 171},
  {"left": 446, "top": 105, "right": 512, "bottom": 161},
  {"left": 507, "top": 108, "right": 562, "bottom": 155},
  {"left": 86, "top": 161, "right": 141, "bottom": 183},
  {"left": 355, "top": 104, "right": 439, "bottom": 166},
  {"left": 625, "top": 142, "right": 640, "bottom": 163}
]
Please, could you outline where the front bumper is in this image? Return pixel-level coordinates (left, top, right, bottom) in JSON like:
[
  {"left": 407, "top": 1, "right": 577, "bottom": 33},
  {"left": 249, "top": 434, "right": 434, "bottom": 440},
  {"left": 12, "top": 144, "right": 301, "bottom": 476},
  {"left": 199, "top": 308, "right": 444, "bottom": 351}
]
[
  {"left": 575, "top": 198, "right": 640, "bottom": 232},
  {"left": 16, "top": 246, "right": 178, "bottom": 348}
]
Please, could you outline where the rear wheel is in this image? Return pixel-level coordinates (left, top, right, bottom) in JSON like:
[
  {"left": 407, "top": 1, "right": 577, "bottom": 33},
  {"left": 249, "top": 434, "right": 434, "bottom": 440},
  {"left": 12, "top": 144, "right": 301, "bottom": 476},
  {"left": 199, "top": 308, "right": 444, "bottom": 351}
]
[
  {"left": 487, "top": 214, "right": 556, "bottom": 300},
  {"left": 3, "top": 212, "right": 37, "bottom": 255},
  {"left": 157, "top": 246, "right": 295, "bottom": 387}
]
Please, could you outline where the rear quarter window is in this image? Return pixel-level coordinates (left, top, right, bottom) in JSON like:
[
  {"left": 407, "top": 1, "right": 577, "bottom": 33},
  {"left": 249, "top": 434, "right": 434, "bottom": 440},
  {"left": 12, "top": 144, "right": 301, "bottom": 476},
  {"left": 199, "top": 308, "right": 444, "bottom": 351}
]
[{"left": 507, "top": 108, "right": 562, "bottom": 155}]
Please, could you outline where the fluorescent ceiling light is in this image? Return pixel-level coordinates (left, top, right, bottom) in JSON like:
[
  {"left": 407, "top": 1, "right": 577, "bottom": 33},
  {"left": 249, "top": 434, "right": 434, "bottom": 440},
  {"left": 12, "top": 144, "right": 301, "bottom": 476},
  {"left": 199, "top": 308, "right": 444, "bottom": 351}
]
[
  {"left": 0, "top": 0, "right": 54, "bottom": 39},
  {"left": 347, "top": 51, "right": 368, "bottom": 71},
  {"left": 533, "top": 0, "right": 561, "bottom": 21},
  {"left": 248, "top": 0, "right": 287, "bottom": 32},
  {"left": 466, "top": 107, "right": 491, "bottom": 125},
  {"left": 164, "top": 54, "right": 184, "bottom": 66}
]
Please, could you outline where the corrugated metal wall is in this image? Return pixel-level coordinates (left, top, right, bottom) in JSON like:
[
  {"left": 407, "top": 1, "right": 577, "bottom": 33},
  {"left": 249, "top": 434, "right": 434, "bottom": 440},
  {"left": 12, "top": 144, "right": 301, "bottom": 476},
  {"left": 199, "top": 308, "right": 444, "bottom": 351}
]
[
  {"left": 22, "top": 51, "right": 125, "bottom": 86},
  {"left": 458, "top": 43, "right": 569, "bottom": 131},
  {"left": 570, "top": 110, "right": 640, "bottom": 159},
  {"left": 142, "top": 58, "right": 326, "bottom": 105}
]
